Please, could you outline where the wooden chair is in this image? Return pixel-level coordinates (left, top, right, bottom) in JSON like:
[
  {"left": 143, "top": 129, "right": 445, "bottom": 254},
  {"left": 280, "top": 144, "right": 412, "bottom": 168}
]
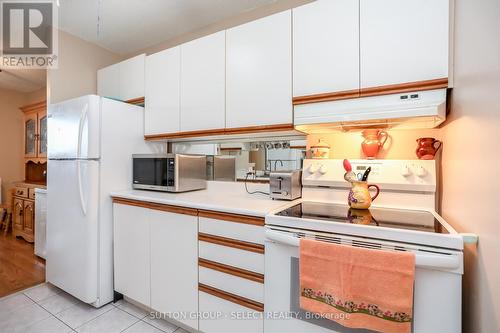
[{"left": 0, "top": 187, "right": 14, "bottom": 236}]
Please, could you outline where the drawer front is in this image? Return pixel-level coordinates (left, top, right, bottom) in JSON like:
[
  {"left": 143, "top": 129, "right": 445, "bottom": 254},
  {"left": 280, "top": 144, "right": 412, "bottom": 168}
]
[
  {"left": 199, "top": 216, "right": 265, "bottom": 245},
  {"left": 14, "top": 187, "right": 28, "bottom": 198},
  {"left": 28, "top": 188, "right": 36, "bottom": 200},
  {"left": 199, "top": 289, "right": 264, "bottom": 333},
  {"left": 199, "top": 266, "right": 264, "bottom": 303},
  {"left": 199, "top": 241, "right": 264, "bottom": 274}
]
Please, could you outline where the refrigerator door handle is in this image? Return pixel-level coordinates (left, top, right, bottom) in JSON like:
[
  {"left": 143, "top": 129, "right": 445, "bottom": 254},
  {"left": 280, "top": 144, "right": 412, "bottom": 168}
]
[
  {"left": 77, "top": 160, "right": 87, "bottom": 216},
  {"left": 77, "top": 104, "right": 89, "bottom": 159}
]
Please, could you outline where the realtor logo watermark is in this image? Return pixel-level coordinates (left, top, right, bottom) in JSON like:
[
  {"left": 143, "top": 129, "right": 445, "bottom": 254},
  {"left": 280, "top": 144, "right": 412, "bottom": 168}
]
[{"left": 1, "top": 0, "right": 58, "bottom": 68}]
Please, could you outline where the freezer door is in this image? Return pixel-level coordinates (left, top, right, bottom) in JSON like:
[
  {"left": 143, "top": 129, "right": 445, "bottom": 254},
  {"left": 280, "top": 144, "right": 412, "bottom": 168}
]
[
  {"left": 47, "top": 160, "right": 100, "bottom": 304},
  {"left": 48, "top": 95, "right": 101, "bottom": 159}
]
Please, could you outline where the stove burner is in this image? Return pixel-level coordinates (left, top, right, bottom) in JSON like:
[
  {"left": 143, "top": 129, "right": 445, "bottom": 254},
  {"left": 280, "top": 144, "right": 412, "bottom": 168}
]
[{"left": 275, "top": 202, "right": 448, "bottom": 234}]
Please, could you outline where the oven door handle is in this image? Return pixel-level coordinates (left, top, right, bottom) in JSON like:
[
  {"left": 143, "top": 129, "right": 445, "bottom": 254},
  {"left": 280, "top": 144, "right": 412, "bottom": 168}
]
[
  {"left": 266, "top": 229, "right": 300, "bottom": 247},
  {"left": 265, "top": 230, "right": 462, "bottom": 272}
]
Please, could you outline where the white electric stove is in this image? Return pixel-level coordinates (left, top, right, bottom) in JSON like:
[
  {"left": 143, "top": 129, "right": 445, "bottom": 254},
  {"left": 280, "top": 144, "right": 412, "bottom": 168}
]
[{"left": 264, "top": 159, "right": 470, "bottom": 333}]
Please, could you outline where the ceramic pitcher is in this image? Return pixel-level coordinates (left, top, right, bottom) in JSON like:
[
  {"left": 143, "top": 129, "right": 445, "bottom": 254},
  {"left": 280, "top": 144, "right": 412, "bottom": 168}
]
[
  {"left": 348, "top": 181, "right": 380, "bottom": 209},
  {"left": 416, "top": 137, "right": 442, "bottom": 160},
  {"left": 361, "top": 129, "right": 388, "bottom": 159}
]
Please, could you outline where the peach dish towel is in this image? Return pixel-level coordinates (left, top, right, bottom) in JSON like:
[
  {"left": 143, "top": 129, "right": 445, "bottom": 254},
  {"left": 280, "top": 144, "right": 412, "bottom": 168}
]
[{"left": 300, "top": 238, "right": 416, "bottom": 333}]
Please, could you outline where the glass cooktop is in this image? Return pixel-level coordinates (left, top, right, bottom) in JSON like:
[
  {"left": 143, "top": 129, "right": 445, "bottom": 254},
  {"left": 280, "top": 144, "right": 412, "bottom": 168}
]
[{"left": 275, "top": 202, "right": 449, "bottom": 234}]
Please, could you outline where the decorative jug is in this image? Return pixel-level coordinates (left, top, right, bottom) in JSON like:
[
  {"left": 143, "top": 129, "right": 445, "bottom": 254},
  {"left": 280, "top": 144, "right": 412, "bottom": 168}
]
[
  {"left": 348, "top": 181, "right": 380, "bottom": 210},
  {"left": 361, "top": 129, "right": 388, "bottom": 159},
  {"left": 309, "top": 139, "right": 330, "bottom": 159},
  {"left": 416, "top": 137, "right": 442, "bottom": 160}
]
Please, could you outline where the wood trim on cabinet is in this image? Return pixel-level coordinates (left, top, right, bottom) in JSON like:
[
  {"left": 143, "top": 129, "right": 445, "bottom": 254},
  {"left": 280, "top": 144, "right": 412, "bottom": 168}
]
[
  {"left": 236, "top": 178, "right": 269, "bottom": 184},
  {"left": 198, "top": 210, "right": 264, "bottom": 226},
  {"left": 20, "top": 100, "right": 47, "bottom": 113},
  {"left": 144, "top": 128, "right": 226, "bottom": 141},
  {"left": 223, "top": 123, "right": 294, "bottom": 135},
  {"left": 359, "top": 78, "right": 449, "bottom": 97},
  {"left": 293, "top": 89, "right": 360, "bottom": 105},
  {"left": 199, "top": 258, "right": 264, "bottom": 284},
  {"left": 125, "top": 97, "right": 145, "bottom": 105},
  {"left": 292, "top": 78, "right": 449, "bottom": 106},
  {"left": 199, "top": 233, "right": 265, "bottom": 254},
  {"left": 290, "top": 146, "right": 307, "bottom": 150},
  {"left": 144, "top": 123, "right": 296, "bottom": 141},
  {"left": 219, "top": 147, "right": 242, "bottom": 151},
  {"left": 199, "top": 283, "right": 264, "bottom": 312},
  {"left": 112, "top": 197, "right": 198, "bottom": 216}
]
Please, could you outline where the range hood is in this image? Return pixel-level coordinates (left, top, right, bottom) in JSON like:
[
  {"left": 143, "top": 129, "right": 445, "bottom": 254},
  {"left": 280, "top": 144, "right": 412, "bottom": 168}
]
[{"left": 294, "top": 89, "right": 447, "bottom": 133}]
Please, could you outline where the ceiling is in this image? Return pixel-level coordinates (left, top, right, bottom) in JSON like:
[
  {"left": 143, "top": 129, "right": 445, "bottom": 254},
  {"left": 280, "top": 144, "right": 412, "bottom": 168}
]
[
  {"left": 0, "top": 67, "right": 46, "bottom": 93},
  {"left": 58, "top": 0, "right": 287, "bottom": 55}
]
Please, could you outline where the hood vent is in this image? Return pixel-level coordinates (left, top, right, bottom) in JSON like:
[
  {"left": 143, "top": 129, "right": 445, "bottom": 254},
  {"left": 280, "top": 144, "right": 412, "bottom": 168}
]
[{"left": 294, "top": 89, "right": 447, "bottom": 133}]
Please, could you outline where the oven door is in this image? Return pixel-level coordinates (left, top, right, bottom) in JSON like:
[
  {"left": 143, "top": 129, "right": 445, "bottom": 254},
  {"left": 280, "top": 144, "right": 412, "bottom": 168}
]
[
  {"left": 264, "top": 227, "right": 462, "bottom": 333},
  {"left": 132, "top": 157, "right": 168, "bottom": 190}
]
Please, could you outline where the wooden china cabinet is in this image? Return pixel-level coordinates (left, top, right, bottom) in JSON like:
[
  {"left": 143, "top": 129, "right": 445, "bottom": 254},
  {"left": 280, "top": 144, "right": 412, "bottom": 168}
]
[
  {"left": 13, "top": 101, "right": 47, "bottom": 242},
  {"left": 22, "top": 100, "right": 47, "bottom": 160}
]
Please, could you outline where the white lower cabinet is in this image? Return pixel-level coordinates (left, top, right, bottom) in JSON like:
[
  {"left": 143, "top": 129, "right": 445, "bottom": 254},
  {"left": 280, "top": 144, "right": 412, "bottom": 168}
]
[
  {"left": 199, "top": 291, "right": 264, "bottom": 333},
  {"left": 150, "top": 209, "right": 199, "bottom": 330},
  {"left": 113, "top": 201, "right": 198, "bottom": 330},
  {"left": 113, "top": 203, "right": 150, "bottom": 307},
  {"left": 114, "top": 201, "right": 266, "bottom": 333}
]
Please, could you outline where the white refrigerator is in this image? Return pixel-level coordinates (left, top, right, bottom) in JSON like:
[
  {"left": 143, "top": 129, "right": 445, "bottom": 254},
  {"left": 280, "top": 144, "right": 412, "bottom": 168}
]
[{"left": 47, "top": 95, "right": 153, "bottom": 307}]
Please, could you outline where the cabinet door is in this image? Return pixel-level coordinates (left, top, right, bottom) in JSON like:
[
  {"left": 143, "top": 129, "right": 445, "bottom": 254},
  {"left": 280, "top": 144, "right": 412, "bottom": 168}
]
[
  {"left": 119, "top": 54, "right": 145, "bottom": 101},
  {"left": 145, "top": 47, "right": 181, "bottom": 135},
  {"left": 23, "top": 200, "right": 34, "bottom": 235},
  {"left": 226, "top": 11, "right": 292, "bottom": 129},
  {"left": 37, "top": 110, "right": 47, "bottom": 158},
  {"left": 13, "top": 198, "right": 24, "bottom": 230},
  {"left": 180, "top": 31, "right": 225, "bottom": 132},
  {"left": 24, "top": 112, "right": 38, "bottom": 158},
  {"left": 360, "top": 0, "right": 449, "bottom": 88},
  {"left": 150, "top": 210, "right": 198, "bottom": 329},
  {"left": 293, "top": 0, "right": 359, "bottom": 97},
  {"left": 97, "top": 63, "right": 121, "bottom": 100},
  {"left": 113, "top": 204, "right": 151, "bottom": 307}
]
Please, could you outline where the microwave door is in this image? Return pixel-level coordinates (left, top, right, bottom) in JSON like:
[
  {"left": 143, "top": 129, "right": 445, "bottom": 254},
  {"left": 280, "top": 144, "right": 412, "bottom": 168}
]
[{"left": 133, "top": 158, "right": 168, "bottom": 190}]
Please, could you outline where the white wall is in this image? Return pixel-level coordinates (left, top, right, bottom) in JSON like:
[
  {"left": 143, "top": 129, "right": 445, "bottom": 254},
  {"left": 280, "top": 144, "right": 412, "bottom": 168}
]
[
  {"left": 440, "top": 0, "right": 500, "bottom": 332},
  {"left": 0, "top": 89, "right": 26, "bottom": 201},
  {"left": 48, "top": 30, "right": 120, "bottom": 104}
]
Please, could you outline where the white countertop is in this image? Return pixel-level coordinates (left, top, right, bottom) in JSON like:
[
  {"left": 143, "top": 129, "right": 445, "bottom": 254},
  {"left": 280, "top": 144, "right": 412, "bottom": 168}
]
[{"left": 110, "top": 181, "right": 297, "bottom": 217}]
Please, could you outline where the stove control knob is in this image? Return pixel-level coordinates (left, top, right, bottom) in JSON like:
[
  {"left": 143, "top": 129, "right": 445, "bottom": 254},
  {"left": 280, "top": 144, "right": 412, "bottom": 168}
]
[
  {"left": 308, "top": 164, "right": 318, "bottom": 174},
  {"left": 416, "top": 166, "right": 427, "bottom": 178},
  {"left": 401, "top": 166, "right": 412, "bottom": 177},
  {"left": 319, "top": 165, "right": 328, "bottom": 175}
]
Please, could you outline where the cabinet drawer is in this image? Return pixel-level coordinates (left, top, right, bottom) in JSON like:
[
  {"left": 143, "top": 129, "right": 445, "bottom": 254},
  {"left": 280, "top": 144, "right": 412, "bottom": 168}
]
[
  {"left": 14, "top": 187, "right": 28, "bottom": 198},
  {"left": 199, "top": 216, "right": 265, "bottom": 245},
  {"left": 199, "top": 288, "right": 264, "bottom": 333},
  {"left": 199, "top": 265, "right": 264, "bottom": 304},
  {"left": 199, "top": 241, "right": 264, "bottom": 274},
  {"left": 28, "top": 188, "right": 36, "bottom": 200}
]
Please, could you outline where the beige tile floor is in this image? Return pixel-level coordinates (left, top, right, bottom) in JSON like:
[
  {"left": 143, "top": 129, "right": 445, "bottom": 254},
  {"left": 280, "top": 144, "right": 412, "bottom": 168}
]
[{"left": 0, "top": 283, "right": 189, "bottom": 333}]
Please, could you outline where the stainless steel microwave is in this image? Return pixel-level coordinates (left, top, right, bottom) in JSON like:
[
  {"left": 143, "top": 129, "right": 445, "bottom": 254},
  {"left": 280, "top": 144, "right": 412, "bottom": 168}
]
[{"left": 132, "top": 154, "right": 207, "bottom": 192}]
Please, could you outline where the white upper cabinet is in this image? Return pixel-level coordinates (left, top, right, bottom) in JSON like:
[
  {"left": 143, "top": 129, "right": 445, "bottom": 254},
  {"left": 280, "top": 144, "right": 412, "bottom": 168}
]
[
  {"left": 97, "top": 63, "right": 121, "bottom": 100},
  {"left": 180, "top": 31, "right": 226, "bottom": 132},
  {"left": 293, "top": 0, "right": 360, "bottom": 97},
  {"left": 98, "top": 54, "right": 145, "bottom": 101},
  {"left": 360, "top": 0, "right": 450, "bottom": 88},
  {"left": 145, "top": 47, "right": 181, "bottom": 135},
  {"left": 119, "top": 55, "right": 146, "bottom": 101},
  {"left": 226, "top": 10, "right": 292, "bottom": 129}
]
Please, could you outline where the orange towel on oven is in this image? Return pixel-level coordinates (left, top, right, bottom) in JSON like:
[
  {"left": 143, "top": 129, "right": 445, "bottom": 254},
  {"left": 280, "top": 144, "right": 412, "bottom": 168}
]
[{"left": 300, "top": 239, "right": 416, "bottom": 333}]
